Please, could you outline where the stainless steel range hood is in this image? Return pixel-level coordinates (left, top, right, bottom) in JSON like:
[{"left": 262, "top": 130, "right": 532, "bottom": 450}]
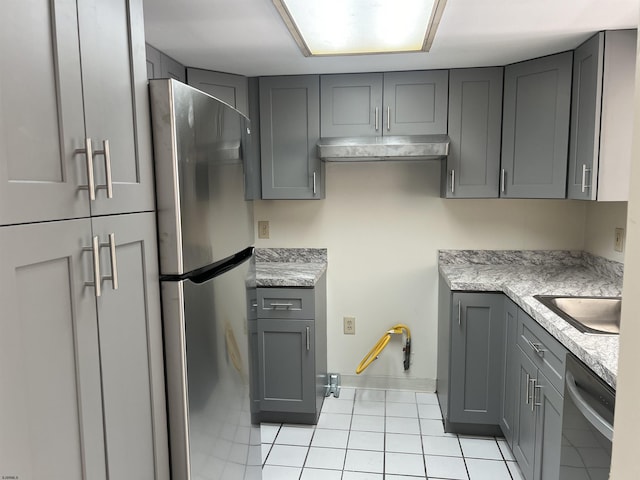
[{"left": 317, "top": 135, "right": 450, "bottom": 161}]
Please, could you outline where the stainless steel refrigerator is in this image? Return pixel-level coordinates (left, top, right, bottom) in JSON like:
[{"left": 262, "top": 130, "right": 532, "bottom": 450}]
[{"left": 149, "top": 79, "right": 261, "bottom": 480}]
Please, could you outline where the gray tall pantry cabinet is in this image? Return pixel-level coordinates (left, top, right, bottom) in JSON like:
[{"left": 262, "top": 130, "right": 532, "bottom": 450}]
[
  {"left": 259, "top": 75, "right": 324, "bottom": 199},
  {"left": 0, "top": 1, "right": 169, "bottom": 480},
  {"left": 501, "top": 52, "right": 572, "bottom": 198}
]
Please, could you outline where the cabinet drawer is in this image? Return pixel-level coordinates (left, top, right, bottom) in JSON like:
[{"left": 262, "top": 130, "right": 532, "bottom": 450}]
[
  {"left": 516, "top": 309, "right": 567, "bottom": 393},
  {"left": 257, "top": 288, "right": 315, "bottom": 319}
]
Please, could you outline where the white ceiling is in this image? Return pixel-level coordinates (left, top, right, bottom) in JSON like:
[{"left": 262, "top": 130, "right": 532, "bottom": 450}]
[{"left": 143, "top": 0, "right": 640, "bottom": 77}]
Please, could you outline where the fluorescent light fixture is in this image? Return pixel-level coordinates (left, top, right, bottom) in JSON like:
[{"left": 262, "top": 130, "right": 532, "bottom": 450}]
[{"left": 273, "top": 0, "right": 447, "bottom": 56}]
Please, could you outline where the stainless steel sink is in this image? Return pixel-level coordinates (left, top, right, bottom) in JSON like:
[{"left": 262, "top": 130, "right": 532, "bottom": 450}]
[{"left": 534, "top": 295, "right": 621, "bottom": 335}]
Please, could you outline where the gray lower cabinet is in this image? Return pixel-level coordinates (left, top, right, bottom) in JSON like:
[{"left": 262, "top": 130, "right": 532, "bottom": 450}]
[
  {"left": 499, "top": 296, "right": 519, "bottom": 447},
  {"left": 146, "top": 44, "right": 186, "bottom": 83},
  {"left": 437, "top": 281, "right": 504, "bottom": 434},
  {"left": 259, "top": 75, "right": 324, "bottom": 199},
  {"left": 443, "top": 67, "right": 503, "bottom": 198},
  {"left": 254, "top": 276, "right": 327, "bottom": 423},
  {"left": 567, "top": 30, "right": 637, "bottom": 201},
  {"left": 1, "top": 0, "right": 154, "bottom": 226},
  {"left": 512, "top": 309, "right": 567, "bottom": 480},
  {"left": 320, "top": 71, "right": 448, "bottom": 137},
  {"left": 501, "top": 51, "right": 572, "bottom": 198},
  {"left": 0, "top": 212, "right": 169, "bottom": 480}
]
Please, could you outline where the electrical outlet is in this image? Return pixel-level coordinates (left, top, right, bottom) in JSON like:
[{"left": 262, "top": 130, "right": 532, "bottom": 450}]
[
  {"left": 258, "top": 220, "right": 270, "bottom": 239},
  {"left": 343, "top": 316, "right": 355, "bottom": 335},
  {"left": 614, "top": 227, "right": 625, "bottom": 253}
]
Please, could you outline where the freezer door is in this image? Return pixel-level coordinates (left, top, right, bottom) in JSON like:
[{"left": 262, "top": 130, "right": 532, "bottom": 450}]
[
  {"left": 161, "top": 255, "right": 260, "bottom": 480},
  {"left": 150, "top": 79, "right": 254, "bottom": 276}
]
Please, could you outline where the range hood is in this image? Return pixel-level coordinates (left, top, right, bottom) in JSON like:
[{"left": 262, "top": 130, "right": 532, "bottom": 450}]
[{"left": 317, "top": 134, "right": 450, "bottom": 161}]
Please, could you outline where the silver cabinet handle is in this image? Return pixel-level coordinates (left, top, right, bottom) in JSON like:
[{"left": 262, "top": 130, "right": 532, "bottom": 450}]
[
  {"left": 386, "top": 106, "right": 391, "bottom": 132},
  {"left": 501, "top": 168, "right": 506, "bottom": 194},
  {"left": 106, "top": 233, "right": 118, "bottom": 290},
  {"left": 84, "top": 236, "right": 102, "bottom": 297},
  {"left": 581, "top": 164, "right": 587, "bottom": 193},
  {"left": 374, "top": 107, "right": 379, "bottom": 131},
  {"left": 524, "top": 337, "right": 546, "bottom": 357},
  {"left": 306, "top": 326, "right": 310, "bottom": 351},
  {"left": 270, "top": 302, "right": 294, "bottom": 308},
  {"left": 525, "top": 373, "right": 531, "bottom": 405},
  {"left": 94, "top": 140, "right": 113, "bottom": 199},
  {"left": 457, "top": 300, "right": 462, "bottom": 327},
  {"left": 451, "top": 170, "right": 455, "bottom": 194},
  {"left": 313, "top": 171, "right": 317, "bottom": 196},
  {"left": 530, "top": 377, "right": 537, "bottom": 412},
  {"left": 77, "top": 138, "right": 97, "bottom": 200},
  {"left": 533, "top": 382, "right": 543, "bottom": 409}
]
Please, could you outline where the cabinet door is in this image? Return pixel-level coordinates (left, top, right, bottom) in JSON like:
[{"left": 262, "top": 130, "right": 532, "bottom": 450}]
[
  {"left": 188, "top": 68, "right": 249, "bottom": 116},
  {"left": 500, "top": 297, "right": 519, "bottom": 446},
  {"left": 0, "top": 0, "right": 88, "bottom": 226},
  {"left": 320, "top": 73, "right": 383, "bottom": 137},
  {"left": 445, "top": 68, "right": 503, "bottom": 198},
  {"left": 0, "top": 219, "right": 106, "bottom": 480},
  {"left": 260, "top": 75, "right": 323, "bottom": 199},
  {"left": 449, "top": 293, "right": 504, "bottom": 425},
  {"left": 77, "top": 0, "right": 155, "bottom": 216},
  {"left": 513, "top": 347, "right": 538, "bottom": 480},
  {"left": 146, "top": 43, "right": 162, "bottom": 79},
  {"left": 160, "top": 52, "right": 186, "bottom": 83},
  {"left": 384, "top": 70, "right": 448, "bottom": 135},
  {"left": 257, "top": 318, "right": 315, "bottom": 413},
  {"left": 533, "top": 373, "right": 563, "bottom": 480},
  {"left": 91, "top": 212, "right": 169, "bottom": 480},
  {"left": 567, "top": 33, "right": 604, "bottom": 200},
  {"left": 501, "top": 52, "right": 572, "bottom": 198}
]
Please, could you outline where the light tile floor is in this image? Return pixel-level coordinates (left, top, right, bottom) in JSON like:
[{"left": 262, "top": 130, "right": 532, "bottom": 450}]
[{"left": 261, "top": 388, "right": 525, "bottom": 480}]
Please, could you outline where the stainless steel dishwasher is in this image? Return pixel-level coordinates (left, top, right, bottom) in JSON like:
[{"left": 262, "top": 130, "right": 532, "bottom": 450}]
[{"left": 559, "top": 354, "right": 615, "bottom": 480}]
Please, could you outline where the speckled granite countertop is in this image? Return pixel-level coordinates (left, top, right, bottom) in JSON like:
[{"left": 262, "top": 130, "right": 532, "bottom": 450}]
[
  {"left": 439, "top": 250, "right": 623, "bottom": 389},
  {"left": 255, "top": 248, "right": 327, "bottom": 287}
]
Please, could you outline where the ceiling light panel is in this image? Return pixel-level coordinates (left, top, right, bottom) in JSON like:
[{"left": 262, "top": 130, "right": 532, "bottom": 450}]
[{"left": 274, "top": 0, "right": 443, "bottom": 56}]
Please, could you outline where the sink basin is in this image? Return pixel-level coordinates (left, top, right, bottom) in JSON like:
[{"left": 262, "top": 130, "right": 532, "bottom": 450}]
[{"left": 534, "top": 295, "right": 621, "bottom": 335}]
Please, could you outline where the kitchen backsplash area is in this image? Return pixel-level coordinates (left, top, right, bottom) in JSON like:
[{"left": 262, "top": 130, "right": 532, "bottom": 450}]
[{"left": 252, "top": 160, "right": 618, "bottom": 391}]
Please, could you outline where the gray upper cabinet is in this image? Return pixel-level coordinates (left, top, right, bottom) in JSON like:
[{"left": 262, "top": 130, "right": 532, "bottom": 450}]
[
  {"left": 0, "top": 213, "right": 169, "bottom": 480},
  {"left": 146, "top": 44, "right": 186, "bottom": 83},
  {"left": 501, "top": 52, "right": 572, "bottom": 198},
  {"left": 568, "top": 30, "right": 637, "bottom": 201},
  {"left": 187, "top": 68, "right": 249, "bottom": 116},
  {"left": 443, "top": 67, "right": 503, "bottom": 198},
  {"left": 0, "top": 0, "right": 155, "bottom": 226},
  {"left": 320, "top": 71, "right": 448, "bottom": 137},
  {"left": 449, "top": 292, "right": 505, "bottom": 427},
  {"left": 259, "top": 75, "right": 324, "bottom": 199}
]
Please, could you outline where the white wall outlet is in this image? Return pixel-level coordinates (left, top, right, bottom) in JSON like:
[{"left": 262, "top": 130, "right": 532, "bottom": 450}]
[
  {"left": 343, "top": 316, "right": 355, "bottom": 335},
  {"left": 614, "top": 227, "right": 625, "bottom": 253},
  {"left": 258, "top": 220, "right": 270, "bottom": 239}
]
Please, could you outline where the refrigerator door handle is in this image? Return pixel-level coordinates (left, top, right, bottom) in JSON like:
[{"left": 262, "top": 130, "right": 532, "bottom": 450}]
[{"left": 161, "top": 247, "right": 254, "bottom": 284}]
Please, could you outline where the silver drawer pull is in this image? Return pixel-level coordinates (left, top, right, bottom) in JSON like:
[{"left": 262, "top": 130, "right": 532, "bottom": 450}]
[
  {"left": 533, "top": 383, "right": 543, "bottom": 409},
  {"left": 386, "top": 106, "right": 391, "bottom": 131},
  {"left": 525, "top": 337, "right": 546, "bottom": 357},
  {"left": 374, "top": 107, "right": 379, "bottom": 131},
  {"left": 269, "top": 302, "right": 294, "bottom": 308},
  {"left": 306, "top": 326, "right": 310, "bottom": 351},
  {"left": 529, "top": 377, "right": 537, "bottom": 412},
  {"left": 525, "top": 373, "right": 531, "bottom": 405},
  {"left": 450, "top": 170, "right": 455, "bottom": 194}
]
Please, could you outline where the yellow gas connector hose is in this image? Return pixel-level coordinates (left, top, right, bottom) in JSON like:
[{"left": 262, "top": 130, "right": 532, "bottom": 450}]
[{"left": 356, "top": 324, "right": 411, "bottom": 374}]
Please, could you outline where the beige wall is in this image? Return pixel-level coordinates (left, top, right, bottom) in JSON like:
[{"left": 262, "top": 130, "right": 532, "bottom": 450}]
[
  {"left": 609, "top": 30, "right": 640, "bottom": 480},
  {"left": 584, "top": 202, "right": 628, "bottom": 262},
  {"left": 254, "top": 161, "right": 588, "bottom": 389}
]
